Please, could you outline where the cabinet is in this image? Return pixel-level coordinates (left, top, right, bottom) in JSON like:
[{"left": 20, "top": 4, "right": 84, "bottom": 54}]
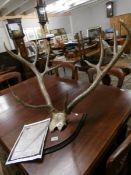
[{"left": 110, "top": 13, "right": 131, "bottom": 36}]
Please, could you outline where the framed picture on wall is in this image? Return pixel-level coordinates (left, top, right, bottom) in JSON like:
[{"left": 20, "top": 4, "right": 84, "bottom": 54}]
[
  {"left": 50, "top": 28, "right": 66, "bottom": 36},
  {"left": 55, "top": 35, "right": 62, "bottom": 41},
  {"left": 58, "top": 28, "right": 66, "bottom": 35},
  {"left": 61, "top": 34, "right": 68, "bottom": 42},
  {"left": 6, "top": 23, "right": 24, "bottom": 39},
  {"left": 24, "top": 28, "right": 37, "bottom": 41},
  {"left": 34, "top": 27, "right": 44, "bottom": 39},
  {"left": 50, "top": 29, "right": 59, "bottom": 36}
]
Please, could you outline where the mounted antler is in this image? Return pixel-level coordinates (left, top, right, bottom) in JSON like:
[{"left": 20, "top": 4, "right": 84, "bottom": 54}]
[
  {"left": 65, "top": 21, "right": 131, "bottom": 114},
  {"left": 5, "top": 21, "right": 131, "bottom": 132}
]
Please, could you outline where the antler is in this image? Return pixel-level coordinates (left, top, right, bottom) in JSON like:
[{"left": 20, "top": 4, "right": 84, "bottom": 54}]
[
  {"left": 5, "top": 44, "right": 52, "bottom": 108},
  {"left": 4, "top": 42, "right": 66, "bottom": 132},
  {"left": 65, "top": 21, "right": 131, "bottom": 114},
  {"left": 4, "top": 21, "right": 131, "bottom": 132}
]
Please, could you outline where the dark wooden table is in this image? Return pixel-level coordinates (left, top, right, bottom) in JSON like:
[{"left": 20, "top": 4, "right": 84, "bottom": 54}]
[{"left": 0, "top": 76, "right": 131, "bottom": 175}]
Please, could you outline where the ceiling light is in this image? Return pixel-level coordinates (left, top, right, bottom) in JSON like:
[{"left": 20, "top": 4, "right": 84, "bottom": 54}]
[
  {"left": 74, "top": 0, "right": 90, "bottom": 6},
  {"left": 46, "top": 0, "right": 91, "bottom": 13}
]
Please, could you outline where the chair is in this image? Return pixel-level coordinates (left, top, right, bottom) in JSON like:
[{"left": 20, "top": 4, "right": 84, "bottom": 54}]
[
  {"left": 87, "top": 67, "right": 128, "bottom": 88},
  {"left": 53, "top": 61, "right": 78, "bottom": 80},
  {"left": 87, "top": 55, "right": 131, "bottom": 88},
  {"left": 0, "top": 71, "right": 21, "bottom": 83},
  {"left": 0, "top": 162, "right": 4, "bottom": 175},
  {"left": 0, "top": 71, "right": 21, "bottom": 94},
  {"left": 106, "top": 133, "right": 131, "bottom": 175},
  {"left": 75, "top": 42, "right": 100, "bottom": 75}
]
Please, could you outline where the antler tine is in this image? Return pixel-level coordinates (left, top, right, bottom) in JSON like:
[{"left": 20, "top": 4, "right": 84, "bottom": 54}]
[
  {"left": 113, "top": 27, "right": 118, "bottom": 56},
  {"left": 84, "top": 59, "right": 96, "bottom": 69},
  {"left": 101, "top": 36, "right": 129, "bottom": 81},
  {"left": 4, "top": 43, "right": 32, "bottom": 68},
  {"left": 8, "top": 83, "right": 50, "bottom": 110},
  {"left": 44, "top": 44, "right": 50, "bottom": 70},
  {"left": 41, "top": 45, "right": 61, "bottom": 76},
  {"left": 97, "top": 32, "right": 104, "bottom": 68},
  {"left": 32, "top": 41, "right": 39, "bottom": 65},
  {"left": 4, "top": 43, "right": 54, "bottom": 110},
  {"left": 66, "top": 22, "right": 130, "bottom": 114},
  {"left": 44, "top": 64, "right": 61, "bottom": 75},
  {"left": 84, "top": 32, "right": 104, "bottom": 73}
]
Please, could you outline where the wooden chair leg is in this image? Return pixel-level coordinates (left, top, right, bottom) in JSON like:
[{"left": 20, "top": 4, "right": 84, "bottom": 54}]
[
  {"left": 86, "top": 67, "right": 127, "bottom": 88},
  {"left": 72, "top": 67, "right": 78, "bottom": 80},
  {"left": 102, "top": 74, "right": 111, "bottom": 86},
  {"left": 109, "top": 68, "right": 126, "bottom": 88},
  {"left": 117, "top": 77, "right": 124, "bottom": 88},
  {"left": 0, "top": 162, "right": 4, "bottom": 175},
  {"left": 87, "top": 68, "right": 96, "bottom": 83}
]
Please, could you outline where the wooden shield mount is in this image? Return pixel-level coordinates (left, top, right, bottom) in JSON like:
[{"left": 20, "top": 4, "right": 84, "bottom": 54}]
[{"left": 43, "top": 113, "right": 87, "bottom": 154}]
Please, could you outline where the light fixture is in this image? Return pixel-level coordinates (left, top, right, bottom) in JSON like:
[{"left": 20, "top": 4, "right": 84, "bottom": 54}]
[
  {"left": 35, "top": 0, "right": 48, "bottom": 28},
  {"left": 46, "top": 0, "right": 90, "bottom": 13}
]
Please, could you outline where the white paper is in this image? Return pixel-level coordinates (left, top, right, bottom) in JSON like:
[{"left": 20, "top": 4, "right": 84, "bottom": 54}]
[
  {"left": 6, "top": 118, "right": 50, "bottom": 165},
  {"left": 51, "top": 136, "right": 59, "bottom": 142}
]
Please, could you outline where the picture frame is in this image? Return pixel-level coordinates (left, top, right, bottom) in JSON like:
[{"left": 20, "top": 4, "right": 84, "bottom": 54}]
[
  {"left": 50, "top": 29, "right": 59, "bottom": 36},
  {"left": 58, "top": 28, "right": 66, "bottom": 35},
  {"left": 61, "top": 34, "right": 68, "bottom": 42},
  {"left": 55, "top": 35, "right": 62, "bottom": 41},
  {"left": 34, "top": 27, "right": 44, "bottom": 39},
  {"left": 24, "top": 28, "right": 37, "bottom": 41},
  {"left": 6, "top": 23, "right": 24, "bottom": 39}
]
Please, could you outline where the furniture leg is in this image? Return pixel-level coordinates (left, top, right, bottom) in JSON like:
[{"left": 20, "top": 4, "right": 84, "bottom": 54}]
[{"left": 102, "top": 74, "right": 111, "bottom": 86}]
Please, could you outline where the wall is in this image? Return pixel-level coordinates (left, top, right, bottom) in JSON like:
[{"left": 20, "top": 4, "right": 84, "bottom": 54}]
[
  {"left": 22, "top": 18, "right": 40, "bottom": 28},
  {"left": 114, "top": 0, "right": 131, "bottom": 15},
  {"left": 70, "top": 0, "right": 131, "bottom": 35},
  {"left": 48, "top": 15, "right": 71, "bottom": 34},
  {"left": 22, "top": 15, "right": 71, "bottom": 34},
  {"left": 70, "top": 0, "right": 109, "bottom": 35}
]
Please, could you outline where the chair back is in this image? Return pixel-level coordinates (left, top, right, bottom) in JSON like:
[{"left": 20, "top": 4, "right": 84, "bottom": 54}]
[
  {"left": 0, "top": 71, "right": 21, "bottom": 83},
  {"left": 0, "top": 162, "right": 4, "bottom": 175},
  {"left": 106, "top": 133, "right": 131, "bottom": 175},
  {"left": 0, "top": 71, "right": 21, "bottom": 94},
  {"left": 54, "top": 62, "right": 78, "bottom": 80}
]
